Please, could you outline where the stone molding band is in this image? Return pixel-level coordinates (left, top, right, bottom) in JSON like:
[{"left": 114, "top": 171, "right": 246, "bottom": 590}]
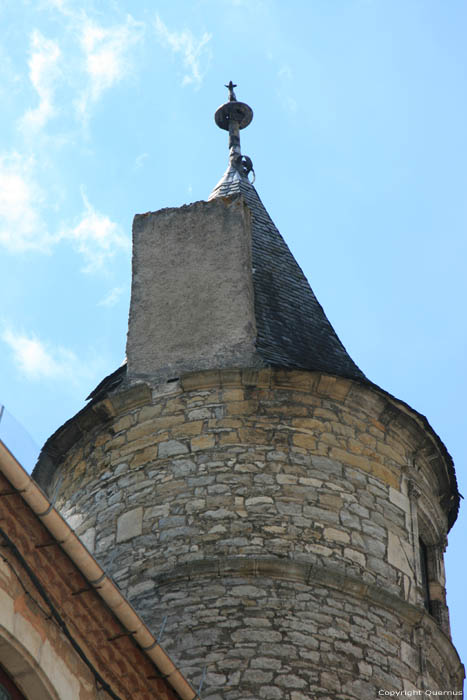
[{"left": 151, "top": 555, "right": 462, "bottom": 679}]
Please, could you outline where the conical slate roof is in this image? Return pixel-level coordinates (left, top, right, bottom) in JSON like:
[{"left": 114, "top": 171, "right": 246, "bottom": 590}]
[{"left": 209, "top": 161, "right": 366, "bottom": 382}]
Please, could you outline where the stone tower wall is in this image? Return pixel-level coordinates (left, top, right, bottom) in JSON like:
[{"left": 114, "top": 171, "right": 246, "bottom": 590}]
[{"left": 46, "top": 369, "right": 463, "bottom": 698}]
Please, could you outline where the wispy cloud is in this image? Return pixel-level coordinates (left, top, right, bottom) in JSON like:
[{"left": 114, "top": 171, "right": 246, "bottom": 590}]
[
  {"left": 76, "top": 15, "right": 144, "bottom": 122},
  {"left": 0, "top": 153, "right": 53, "bottom": 252},
  {"left": 277, "top": 64, "right": 297, "bottom": 115},
  {"left": 2, "top": 328, "right": 80, "bottom": 381},
  {"left": 154, "top": 15, "right": 212, "bottom": 88},
  {"left": 33, "top": 4, "right": 144, "bottom": 124},
  {"left": 19, "top": 30, "right": 61, "bottom": 133},
  {"left": 63, "top": 191, "right": 130, "bottom": 272},
  {"left": 134, "top": 152, "right": 148, "bottom": 170},
  {"left": 98, "top": 286, "right": 125, "bottom": 307},
  {"left": 0, "top": 155, "right": 127, "bottom": 270}
]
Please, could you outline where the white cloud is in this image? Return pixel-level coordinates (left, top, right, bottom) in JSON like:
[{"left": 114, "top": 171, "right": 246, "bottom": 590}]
[
  {"left": 20, "top": 30, "right": 61, "bottom": 133},
  {"left": 0, "top": 156, "right": 128, "bottom": 270},
  {"left": 154, "top": 15, "right": 212, "bottom": 88},
  {"left": 98, "top": 286, "right": 125, "bottom": 307},
  {"left": 134, "top": 152, "right": 148, "bottom": 170},
  {"left": 2, "top": 329, "right": 80, "bottom": 381},
  {"left": 35, "top": 4, "right": 144, "bottom": 123},
  {"left": 277, "top": 64, "right": 298, "bottom": 115},
  {"left": 63, "top": 192, "right": 130, "bottom": 272},
  {"left": 0, "top": 153, "right": 53, "bottom": 252},
  {"left": 278, "top": 64, "right": 292, "bottom": 80},
  {"left": 76, "top": 15, "right": 144, "bottom": 121},
  {"left": 45, "top": 0, "right": 68, "bottom": 10}
]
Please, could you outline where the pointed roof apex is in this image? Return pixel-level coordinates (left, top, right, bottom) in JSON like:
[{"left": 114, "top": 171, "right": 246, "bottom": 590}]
[{"left": 210, "top": 83, "right": 366, "bottom": 384}]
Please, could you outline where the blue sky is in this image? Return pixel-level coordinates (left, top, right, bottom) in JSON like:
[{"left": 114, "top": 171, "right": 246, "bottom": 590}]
[{"left": 1, "top": 0, "right": 466, "bottom": 673}]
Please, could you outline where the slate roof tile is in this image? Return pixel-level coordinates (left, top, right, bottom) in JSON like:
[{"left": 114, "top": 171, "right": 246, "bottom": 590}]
[{"left": 209, "top": 164, "right": 366, "bottom": 382}]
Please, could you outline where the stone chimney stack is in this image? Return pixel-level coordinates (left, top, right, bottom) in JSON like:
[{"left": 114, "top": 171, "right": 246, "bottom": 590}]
[{"left": 126, "top": 196, "right": 258, "bottom": 382}]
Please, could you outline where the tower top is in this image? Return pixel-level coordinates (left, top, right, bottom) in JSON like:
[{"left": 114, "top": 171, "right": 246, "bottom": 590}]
[
  {"left": 214, "top": 81, "right": 254, "bottom": 181},
  {"left": 209, "top": 85, "right": 366, "bottom": 385}
]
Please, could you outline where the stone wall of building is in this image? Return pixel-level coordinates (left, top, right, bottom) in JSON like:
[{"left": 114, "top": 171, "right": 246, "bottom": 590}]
[{"left": 43, "top": 368, "right": 463, "bottom": 698}]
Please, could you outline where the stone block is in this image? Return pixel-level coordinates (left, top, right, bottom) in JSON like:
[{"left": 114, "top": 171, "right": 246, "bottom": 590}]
[
  {"left": 172, "top": 421, "right": 205, "bottom": 438},
  {"left": 117, "top": 507, "right": 143, "bottom": 542},
  {"left": 218, "top": 431, "right": 240, "bottom": 446},
  {"left": 310, "top": 456, "right": 342, "bottom": 475},
  {"left": 144, "top": 504, "right": 169, "bottom": 519},
  {"left": 191, "top": 435, "right": 216, "bottom": 451},
  {"left": 319, "top": 493, "right": 342, "bottom": 509},
  {"left": 387, "top": 532, "right": 414, "bottom": 578},
  {"left": 204, "top": 508, "right": 236, "bottom": 519},
  {"left": 222, "top": 388, "right": 245, "bottom": 402},
  {"left": 226, "top": 400, "right": 258, "bottom": 416},
  {"left": 389, "top": 486, "right": 410, "bottom": 514},
  {"left": 245, "top": 496, "right": 274, "bottom": 507},
  {"left": 340, "top": 510, "right": 361, "bottom": 530},
  {"left": 80, "top": 527, "right": 96, "bottom": 553},
  {"left": 251, "top": 656, "right": 282, "bottom": 670},
  {"left": 276, "top": 473, "right": 298, "bottom": 484},
  {"left": 368, "top": 461, "right": 399, "bottom": 490},
  {"left": 303, "top": 505, "right": 339, "bottom": 525},
  {"left": 164, "top": 396, "right": 185, "bottom": 412},
  {"left": 130, "top": 445, "right": 158, "bottom": 468},
  {"left": 171, "top": 459, "right": 196, "bottom": 477},
  {"left": 242, "top": 669, "right": 273, "bottom": 684},
  {"left": 238, "top": 427, "right": 268, "bottom": 444},
  {"left": 344, "top": 547, "right": 366, "bottom": 567},
  {"left": 275, "top": 673, "right": 307, "bottom": 688},
  {"left": 330, "top": 447, "right": 370, "bottom": 472},
  {"left": 292, "top": 433, "right": 317, "bottom": 450},
  {"left": 317, "top": 374, "right": 351, "bottom": 400},
  {"left": 158, "top": 440, "right": 189, "bottom": 458},
  {"left": 113, "top": 414, "right": 134, "bottom": 433},
  {"left": 260, "top": 688, "right": 283, "bottom": 699},
  {"left": 324, "top": 527, "right": 350, "bottom": 544},
  {"left": 362, "top": 534, "right": 386, "bottom": 558}
]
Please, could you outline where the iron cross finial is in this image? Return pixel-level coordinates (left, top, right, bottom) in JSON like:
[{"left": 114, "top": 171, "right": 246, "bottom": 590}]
[{"left": 225, "top": 81, "right": 237, "bottom": 101}]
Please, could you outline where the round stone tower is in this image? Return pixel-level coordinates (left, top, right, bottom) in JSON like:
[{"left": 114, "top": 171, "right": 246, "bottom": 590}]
[{"left": 34, "top": 87, "right": 463, "bottom": 699}]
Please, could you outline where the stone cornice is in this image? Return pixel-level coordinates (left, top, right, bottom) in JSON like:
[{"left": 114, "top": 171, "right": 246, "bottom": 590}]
[{"left": 33, "top": 368, "right": 459, "bottom": 529}]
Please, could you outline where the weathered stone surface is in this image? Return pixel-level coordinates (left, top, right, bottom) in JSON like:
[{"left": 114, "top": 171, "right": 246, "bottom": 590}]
[
  {"left": 43, "top": 369, "right": 462, "bottom": 698},
  {"left": 116, "top": 506, "right": 143, "bottom": 542},
  {"left": 80, "top": 526, "right": 96, "bottom": 553},
  {"left": 127, "top": 198, "right": 258, "bottom": 381}
]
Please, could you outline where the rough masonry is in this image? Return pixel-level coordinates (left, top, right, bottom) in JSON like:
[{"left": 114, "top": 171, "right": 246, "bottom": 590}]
[{"left": 34, "top": 369, "right": 463, "bottom": 698}]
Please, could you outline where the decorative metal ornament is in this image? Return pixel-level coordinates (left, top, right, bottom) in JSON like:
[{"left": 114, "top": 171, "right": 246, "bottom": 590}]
[{"left": 214, "top": 81, "right": 255, "bottom": 180}]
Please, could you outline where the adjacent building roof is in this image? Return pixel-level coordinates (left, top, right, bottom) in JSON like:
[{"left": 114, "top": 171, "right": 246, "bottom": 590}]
[{"left": 0, "top": 434, "right": 197, "bottom": 700}]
